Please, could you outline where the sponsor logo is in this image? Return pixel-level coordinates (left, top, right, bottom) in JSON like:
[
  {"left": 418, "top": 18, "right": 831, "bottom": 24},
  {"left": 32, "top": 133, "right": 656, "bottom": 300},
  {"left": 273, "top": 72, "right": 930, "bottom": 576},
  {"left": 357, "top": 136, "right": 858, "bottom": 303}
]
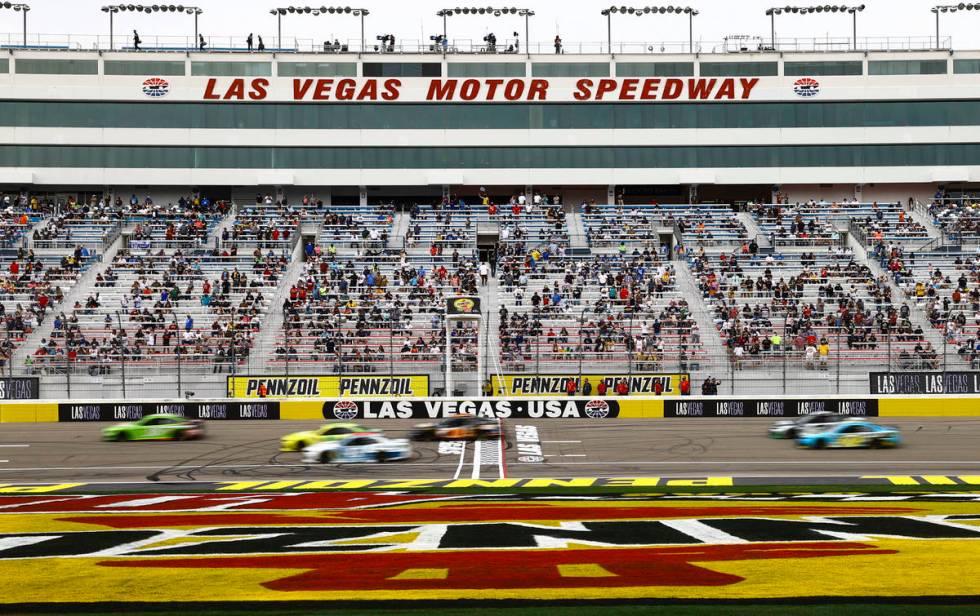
[
  {"left": 515, "top": 424, "right": 543, "bottom": 461},
  {"left": 452, "top": 297, "right": 477, "bottom": 313},
  {"left": 793, "top": 77, "right": 819, "bottom": 97},
  {"left": 142, "top": 77, "right": 170, "bottom": 98},
  {"left": 584, "top": 399, "right": 610, "bottom": 418},
  {"left": 518, "top": 455, "right": 544, "bottom": 463},
  {"left": 230, "top": 375, "right": 427, "bottom": 398},
  {"left": 332, "top": 400, "right": 359, "bottom": 420}
]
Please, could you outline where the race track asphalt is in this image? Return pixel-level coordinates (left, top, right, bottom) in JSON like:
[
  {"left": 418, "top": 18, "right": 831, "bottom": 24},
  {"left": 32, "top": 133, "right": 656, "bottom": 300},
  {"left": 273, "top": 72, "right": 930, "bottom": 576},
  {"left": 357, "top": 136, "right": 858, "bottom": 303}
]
[{"left": 1, "top": 418, "right": 979, "bottom": 483}]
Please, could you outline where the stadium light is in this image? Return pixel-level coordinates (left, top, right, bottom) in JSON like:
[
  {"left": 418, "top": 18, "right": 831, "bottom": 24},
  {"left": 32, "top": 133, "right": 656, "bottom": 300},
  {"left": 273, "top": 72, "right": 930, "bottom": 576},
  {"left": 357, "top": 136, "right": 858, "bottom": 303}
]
[
  {"left": 932, "top": 4, "right": 980, "bottom": 50},
  {"left": 765, "top": 5, "right": 866, "bottom": 51},
  {"left": 101, "top": 4, "right": 203, "bottom": 52},
  {"left": 436, "top": 7, "right": 535, "bottom": 55},
  {"left": 270, "top": 6, "right": 370, "bottom": 54},
  {"left": 599, "top": 6, "right": 699, "bottom": 55},
  {"left": 0, "top": 3, "right": 30, "bottom": 48}
]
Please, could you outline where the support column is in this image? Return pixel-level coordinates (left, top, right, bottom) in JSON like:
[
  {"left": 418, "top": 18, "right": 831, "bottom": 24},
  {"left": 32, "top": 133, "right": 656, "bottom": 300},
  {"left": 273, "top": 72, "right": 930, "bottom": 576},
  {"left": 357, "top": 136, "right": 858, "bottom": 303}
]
[
  {"left": 688, "top": 184, "right": 698, "bottom": 205},
  {"left": 442, "top": 184, "right": 451, "bottom": 202},
  {"left": 323, "top": 187, "right": 332, "bottom": 207},
  {"left": 359, "top": 186, "right": 368, "bottom": 206},
  {"left": 607, "top": 184, "right": 616, "bottom": 205}
]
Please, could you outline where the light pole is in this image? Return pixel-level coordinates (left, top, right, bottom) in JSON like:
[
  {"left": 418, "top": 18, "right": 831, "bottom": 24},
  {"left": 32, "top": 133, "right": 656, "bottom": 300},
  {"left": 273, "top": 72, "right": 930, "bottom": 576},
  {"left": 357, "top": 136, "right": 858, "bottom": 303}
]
[
  {"left": 101, "top": 4, "right": 203, "bottom": 52},
  {"left": 173, "top": 314, "right": 182, "bottom": 398},
  {"left": 271, "top": 6, "right": 370, "bottom": 53},
  {"left": 0, "top": 3, "right": 30, "bottom": 47},
  {"left": 765, "top": 5, "right": 865, "bottom": 51},
  {"left": 115, "top": 311, "right": 126, "bottom": 398},
  {"left": 932, "top": 4, "right": 980, "bottom": 50},
  {"left": 436, "top": 7, "right": 534, "bottom": 55},
  {"left": 600, "top": 5, "right": 699, "bottom": 55}
]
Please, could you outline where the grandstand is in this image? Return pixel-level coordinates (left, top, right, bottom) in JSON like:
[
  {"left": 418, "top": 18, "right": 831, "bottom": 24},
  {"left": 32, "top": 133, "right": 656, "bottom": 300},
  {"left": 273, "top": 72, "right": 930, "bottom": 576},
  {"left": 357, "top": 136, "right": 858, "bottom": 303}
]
[{"left": 2, "top": 36, "right": 980, "bottom": 399}]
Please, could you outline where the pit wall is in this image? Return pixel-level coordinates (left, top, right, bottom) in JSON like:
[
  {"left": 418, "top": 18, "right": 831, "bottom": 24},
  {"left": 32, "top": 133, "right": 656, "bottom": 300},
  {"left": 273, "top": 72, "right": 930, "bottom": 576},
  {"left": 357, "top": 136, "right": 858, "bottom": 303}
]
[{"left": 2, "top": 395, "right": 979, "bottom": 423}]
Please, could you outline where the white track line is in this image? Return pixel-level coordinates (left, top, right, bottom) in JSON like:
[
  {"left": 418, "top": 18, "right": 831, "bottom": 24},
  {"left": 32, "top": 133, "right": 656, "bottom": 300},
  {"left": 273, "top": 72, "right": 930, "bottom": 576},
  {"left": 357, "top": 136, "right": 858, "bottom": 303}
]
[
  {"left": 542, "top": 441, "right": 581, "bottom": 444},
  {"left": 471, "top": 439, "right": 482, "bottom": 479},
  {"left": 497, "top": 419, "right": 506, "bottom": 479},
  {"left": 452, "top": 440, "right": 468, "bottom": 480},
  {"left": 0, "top": 445, "right": 28, "bottom": 448}
]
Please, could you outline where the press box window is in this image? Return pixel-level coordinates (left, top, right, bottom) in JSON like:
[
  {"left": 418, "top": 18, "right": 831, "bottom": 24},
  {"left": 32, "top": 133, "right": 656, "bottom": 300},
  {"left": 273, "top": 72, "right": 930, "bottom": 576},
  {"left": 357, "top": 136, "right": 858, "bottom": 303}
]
[
  {"left": 15, "top": 59, "right": 98, "bottom": 75},
  {"left": 532, "top": 62, "right": 610, "bottom": 77},
  {"left": 784, "top": 61, "right": 863, "bottom": 76},
  {"left": 954, "top": 59, "right": 980, "bottom": 74},
  {"left": 869, "top": 60, "right": 948, "bottom": 75},
  {"left": 699, "top": 61, "right": 778, "bottom": 77},
  {"left": 277, "top": 62, "right": 357, "bottom": 77},
  {"left": 362, "top": 63, "right": 441, "bottom": 77},
  {"left": 104, "top": 60, "right": 186, "bottom": 76},
  {"left": 0, "top": 59, "right": 7, "bottom": 74},
  {"left": 616, "top": 62, "right": 695, "bottom": 77},
  {"left": 191, "top": 61, "right": 272, "bottom": 77},
  {"left": 447, "top": 63, "right": 526, "bottom": 78}
]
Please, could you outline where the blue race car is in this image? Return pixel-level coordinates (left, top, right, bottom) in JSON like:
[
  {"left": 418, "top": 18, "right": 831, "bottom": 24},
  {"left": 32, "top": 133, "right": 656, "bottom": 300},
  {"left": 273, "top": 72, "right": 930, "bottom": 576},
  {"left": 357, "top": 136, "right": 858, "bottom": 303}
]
[
  {"left": 796, "top": 420, "right": 901, "bottom": 449},
  {"left": 301, "top": 433, "right": 412, "bottom": 464}
]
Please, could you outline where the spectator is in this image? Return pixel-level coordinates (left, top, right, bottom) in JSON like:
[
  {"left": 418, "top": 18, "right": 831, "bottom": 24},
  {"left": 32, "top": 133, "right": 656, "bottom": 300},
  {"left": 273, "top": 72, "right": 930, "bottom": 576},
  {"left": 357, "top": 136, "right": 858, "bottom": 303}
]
[
  {"left": 582, "top": 377, "right": 592, "bottom": 396},
  {"left": 596, "top": 380, "right": 607, "bottom": 396},
  {"left": 258, "top": 35, "right": 265, "bottom": 51},
  {"left": 133, "top": 30, "right": 141, "bottom": 51},
  {"left": 199, "top": 34, "right": 207, "bottom": 51},
  {"left": 614, "top": 379, "right": 629, "bottom": 396},
  {"left": 565, "top": 377, "right": 577, "bottom": 396},
  {"left": 247, "top": 33, "right": 253, "bottom": 51},
  {"left": 554, "top": 35, "right": 563, "bottom": 54},
  {"left": 679, "top": 375, "right": 691, "bottom": 396}
]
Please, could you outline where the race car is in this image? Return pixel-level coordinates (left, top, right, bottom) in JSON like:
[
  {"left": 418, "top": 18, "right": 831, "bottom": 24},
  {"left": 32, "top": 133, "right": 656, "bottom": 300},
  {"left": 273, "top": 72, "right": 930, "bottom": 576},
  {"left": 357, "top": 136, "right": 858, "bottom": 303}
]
[
  {"left": 768, "top": 411, "right": 850, "bottom": 439},
  {"left": 410, "top": 415, "right": 501, "bottom": 441},
  {"left": 102, "top": 413, "right": 205, "bottom": 441},
  {"left": 796, "top": 420, "right": 902, "bottom": 449},
  {"left": 301, "top": 433, "right": 412, "bottom": 464},
  {"left": 280, "top": 422, "right": 373, "bottom": 452}
]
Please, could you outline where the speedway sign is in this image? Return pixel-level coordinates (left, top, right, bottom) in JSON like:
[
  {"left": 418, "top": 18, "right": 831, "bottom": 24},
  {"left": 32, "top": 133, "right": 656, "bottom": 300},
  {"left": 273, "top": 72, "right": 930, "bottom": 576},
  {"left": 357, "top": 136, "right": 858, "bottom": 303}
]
[{"left": 226, "top": 375, "right": 429, "bottom": 398}]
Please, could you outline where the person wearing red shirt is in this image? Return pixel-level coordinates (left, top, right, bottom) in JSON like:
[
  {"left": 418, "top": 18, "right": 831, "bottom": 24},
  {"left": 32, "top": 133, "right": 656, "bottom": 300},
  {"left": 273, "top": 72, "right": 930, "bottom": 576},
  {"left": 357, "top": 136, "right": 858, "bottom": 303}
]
[
  {"left": 654, "top": 380, "right": 664, "bottom": 396},
  {"left": 488, "top": 203, "right": 497, "bottom": 215},
  {"left": 9, "top": 261, "right": 18, "bottom": 276},
  {"left": 679, "top": 376, "right": 691, "bottom": 396},
  {"left": 615, "top": 380, "right": 629, "bottom": 396},
  {"left": 511, "top": 203, "right": 522, "bottom": 216},
  {"left": 565, "top": 378, "right": 577, "bottom": 396},
  {"left": 596, "top": 380, "right": 608, "bottom": 396}
]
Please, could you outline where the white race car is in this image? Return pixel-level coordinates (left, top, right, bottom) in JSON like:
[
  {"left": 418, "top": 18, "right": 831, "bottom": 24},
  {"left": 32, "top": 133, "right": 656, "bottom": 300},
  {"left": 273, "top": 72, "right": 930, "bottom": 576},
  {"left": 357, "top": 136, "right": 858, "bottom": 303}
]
[
  {"left": 302, "top": 433, "right": 412, "bottom": 464},
  {"left": 768, "top": 412, "right": 850, "bottom": 439}
]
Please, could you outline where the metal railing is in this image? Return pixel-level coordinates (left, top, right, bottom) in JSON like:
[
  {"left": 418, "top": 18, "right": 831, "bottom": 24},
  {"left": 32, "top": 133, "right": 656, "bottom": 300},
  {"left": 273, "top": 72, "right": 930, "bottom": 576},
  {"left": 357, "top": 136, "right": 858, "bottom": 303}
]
[{"left": 0, "top": 32, "right": 956, "bottom": 55}]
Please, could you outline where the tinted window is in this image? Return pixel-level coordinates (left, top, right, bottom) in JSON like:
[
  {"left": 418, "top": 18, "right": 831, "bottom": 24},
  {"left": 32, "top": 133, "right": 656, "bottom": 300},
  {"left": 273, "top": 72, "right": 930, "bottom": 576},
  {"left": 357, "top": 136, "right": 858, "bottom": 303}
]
[
  {"left": 362, "top": 63, "right": 441, "bottom": 77},
  {"left": 447, "top": 62, "right": 526, "bottom": 78},
  {"left": 616, "top": 62, "right": 694, "bottom": 77},
  {"left": 191, "top": 61, "right": 271, "bottom": 77},
  {"left": 105, "top": 60, "right": 185, "bottom": 76},
  {"left": 700, "top": 62, "right": 778, "bottom": 77},
  {"left": 16, "top": 59, "right": 98, "bottom": 75},
  {"left": 869, "top": 60, "right": 947, "bottom": 75},
  {"left": 784, "top": 61, "right": 863, "bottom": 76},
  {"left": 277, "top": 62, "right": 357, "bottom": 77},
  {"left": 532, "top": 62, "right": 610, "bottom": 77}
]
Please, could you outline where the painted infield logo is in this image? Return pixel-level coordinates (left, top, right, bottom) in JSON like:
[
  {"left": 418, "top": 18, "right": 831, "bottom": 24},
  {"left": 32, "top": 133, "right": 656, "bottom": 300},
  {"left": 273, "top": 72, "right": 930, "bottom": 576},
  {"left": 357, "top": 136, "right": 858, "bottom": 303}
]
[{"left": 2, "top": 495, "right": 980, "bottom": 600}]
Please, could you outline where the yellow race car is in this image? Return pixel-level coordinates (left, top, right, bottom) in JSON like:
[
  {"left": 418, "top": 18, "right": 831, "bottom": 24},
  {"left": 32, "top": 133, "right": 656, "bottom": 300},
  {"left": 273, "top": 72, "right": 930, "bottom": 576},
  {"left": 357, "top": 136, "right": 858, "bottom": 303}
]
[{"left": 280, "top": 422, "right": 373, "bottom": 452}]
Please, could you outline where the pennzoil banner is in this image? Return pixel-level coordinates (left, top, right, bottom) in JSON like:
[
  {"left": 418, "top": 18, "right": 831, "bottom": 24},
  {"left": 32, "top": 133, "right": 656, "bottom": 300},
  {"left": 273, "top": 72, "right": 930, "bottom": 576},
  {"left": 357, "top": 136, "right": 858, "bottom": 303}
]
[
  {"left": 491, "top": 374, "right": 687, "bottom": 397},
  {"left": 226, "top": 375, "right": 429, "bottom": 399}
]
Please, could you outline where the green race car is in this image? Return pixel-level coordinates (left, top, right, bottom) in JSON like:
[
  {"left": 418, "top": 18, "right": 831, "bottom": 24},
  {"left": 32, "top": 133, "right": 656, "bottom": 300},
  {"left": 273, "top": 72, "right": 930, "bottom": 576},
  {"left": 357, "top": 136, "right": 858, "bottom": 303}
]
[
  {"left": 280, "top": 422, "right": 373, "bottom": 452},
  {"left": 102, "top": 413, "right": 206, "bottom": 441}
]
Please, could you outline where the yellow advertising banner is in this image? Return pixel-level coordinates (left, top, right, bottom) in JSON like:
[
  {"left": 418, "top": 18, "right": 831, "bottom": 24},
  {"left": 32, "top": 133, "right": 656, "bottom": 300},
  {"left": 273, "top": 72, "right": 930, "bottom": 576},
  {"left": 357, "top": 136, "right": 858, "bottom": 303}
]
[
  {"left": 226, "top": 375, "right": 429, "bottom": 399},
  {"left": 491, "top": 374, "right": 687, "bottom": 397}
]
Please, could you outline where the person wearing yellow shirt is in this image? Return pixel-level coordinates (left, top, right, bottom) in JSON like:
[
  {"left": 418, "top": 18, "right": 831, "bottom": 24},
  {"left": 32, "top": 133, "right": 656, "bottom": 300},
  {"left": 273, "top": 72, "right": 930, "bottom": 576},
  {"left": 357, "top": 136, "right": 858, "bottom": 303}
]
[{"left": 818, "top": 340, "right": 830, "bottom": 371}]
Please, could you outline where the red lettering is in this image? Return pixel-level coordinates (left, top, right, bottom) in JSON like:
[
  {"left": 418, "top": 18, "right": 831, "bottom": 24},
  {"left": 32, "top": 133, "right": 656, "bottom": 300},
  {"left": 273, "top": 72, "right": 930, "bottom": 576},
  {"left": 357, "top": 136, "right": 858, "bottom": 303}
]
[
  {"left": 382, "top": 79, "right": 401, "bottom": 101},
  {"left": 426, "top": 79, "right": 457, "bottom": 101},
  {"left": 223, "top": 79, "right": 245, "bottom": 100},
  {"left": 203, "top": 78, "right": 221, "bottom": 100},
  {"left": 484, "top": 79, "right": 504, "bottom": 100},
  {"left": 459, "top": 79, "right": 480, "bottom": 101},
  {"left": 336, "top": 79, "right": 357, "bottom": 100},
  {"left": 688, "top": 78, "right": 717, "bottom": 100},
  {"left": 357, "top": 80, "right": 378, "bottom": 101},
  {"left": 714, "top": 79, "right": 736, "bottom": 100},
  {"left": 573, "top": 79, "right": 593, "bottom": 101},
  {"left": 249, "top": 78, "right": 269, "bottom": 100},
  {"left": 618, "top": 78, "right": 639, "bottom": 100},
  {"left": 595, "top": 79, "right": 617, "bottom": 100},
  {"left": 640, "top": 78, "right": 661, "bottom": 100},
  {"left": 292, "top": 78, "right": 314, "bottom": 100},
  {"left": 739, "top": 77, "right": 759, "bottom": 100},
  {"left": 527, "top": 79, "right": 548, "bottom": 101},
  {"left": 504, "top": 79, "right": 525, "bottom": 101},
  {"left": 313, "top": 79, "right": 333, "bottom": 100},
  {"left": 662, "top": 79, "right": 683, "bottom": 99}
]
